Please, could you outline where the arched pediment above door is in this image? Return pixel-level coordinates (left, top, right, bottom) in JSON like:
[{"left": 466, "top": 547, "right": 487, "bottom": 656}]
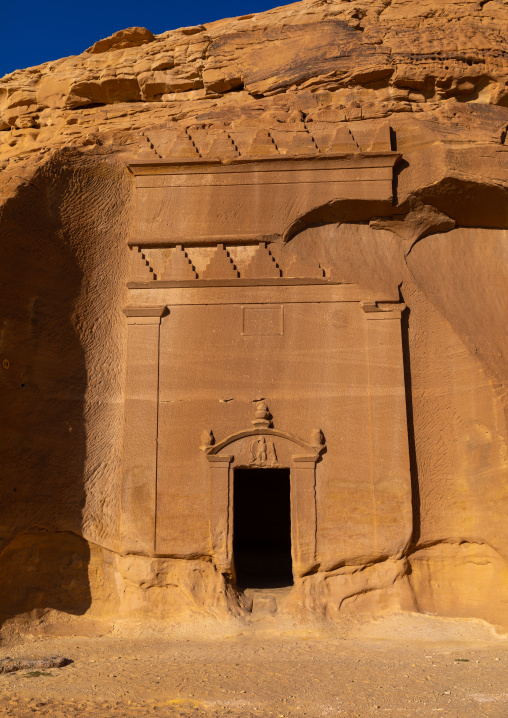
[{"left": 199, "top": 402, "right": 325, "bottom": 467}]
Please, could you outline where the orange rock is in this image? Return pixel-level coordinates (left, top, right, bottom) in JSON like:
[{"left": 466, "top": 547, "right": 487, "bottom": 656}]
[
  {"left": 1, "top": 0, "right": 508, "bottom": 634},
  {"left": 86, "top": 27, "right": 156, "bottom": 54}
]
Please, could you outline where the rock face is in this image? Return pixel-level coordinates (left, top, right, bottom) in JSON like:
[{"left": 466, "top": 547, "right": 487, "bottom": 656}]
[{"left": 1, "top": 0, "right": 508, "bottom": 633}]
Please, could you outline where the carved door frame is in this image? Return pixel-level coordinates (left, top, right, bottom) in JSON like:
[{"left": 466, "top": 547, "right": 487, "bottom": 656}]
[{"left": 203, "top": 425, "right": 324, "bottom": 581}]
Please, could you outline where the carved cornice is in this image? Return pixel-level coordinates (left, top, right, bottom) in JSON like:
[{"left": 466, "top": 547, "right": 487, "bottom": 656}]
[{"left": 128, "top": 151, "right": 400, "bottom": 174}]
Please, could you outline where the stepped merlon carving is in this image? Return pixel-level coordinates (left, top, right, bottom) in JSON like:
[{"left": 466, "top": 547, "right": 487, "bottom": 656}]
[
  {"left": 128, "top": 242, "right": 339, "bottom": 282},
  {"left": 207, "top": 131, "right": 239, "bottom": 159},
  {"left": 326, "top": 125, "right": 359, "bottom": 154},
  {"left": 201, "top": 244, "right": 239, "bottom": 279},
  {"left": 161, "top": 245, "right": 198, "bottom": 280},
  {"left": 130, "top": 246, "right": 156, "bottom": 281},
  {"left": 246, "top": 129, "right": 279, "bottom": 156},
  {"left": 139, "top": 123, "right": 373, "bottom": 159},
  {"left": 285, "top": 255, "right": 325, "bottom": 279},
  {"left": 136, "top": 134, "right": 161, "bottom": 160},
  {"left": 285, "top": 130, "right": 318, "bottom": 156},
  {"left": 243, "top": 243, "right": 282, "bottom": 279},
  {"left": 167, "top": 129, "right": 201, "bottom": 159},
  {"left": 367, "top": 122, "right": 392, "bottom": 153}
]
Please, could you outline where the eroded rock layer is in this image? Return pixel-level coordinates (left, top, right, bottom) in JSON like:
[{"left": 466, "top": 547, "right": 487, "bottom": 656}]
[{"left": 1, "top": 0, "right": 508, "bottom": 632}]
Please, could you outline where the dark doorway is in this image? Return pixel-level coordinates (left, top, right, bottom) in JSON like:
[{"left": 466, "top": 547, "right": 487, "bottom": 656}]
[{"left": 233, "top": 468, "right": 293, "bottom": 589}]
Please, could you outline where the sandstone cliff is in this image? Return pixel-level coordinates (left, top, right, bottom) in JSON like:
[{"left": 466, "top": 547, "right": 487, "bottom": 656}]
[{"left": 1, "top": 0, "right": 508, "bottom": 632}]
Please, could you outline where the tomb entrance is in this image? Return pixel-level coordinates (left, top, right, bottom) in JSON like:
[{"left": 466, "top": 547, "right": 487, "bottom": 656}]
[{"left": 233, "top": 467, "right": 292, "bottom": 589}]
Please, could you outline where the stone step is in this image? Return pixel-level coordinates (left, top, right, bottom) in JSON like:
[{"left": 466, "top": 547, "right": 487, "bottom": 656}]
[{"left": 242, "top": 587, "right": 292, "bottom": 619}]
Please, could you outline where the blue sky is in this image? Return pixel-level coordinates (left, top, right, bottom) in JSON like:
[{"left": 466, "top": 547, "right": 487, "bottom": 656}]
[{"left": 1, "top": 0, "right": 282, "bottom": 78}]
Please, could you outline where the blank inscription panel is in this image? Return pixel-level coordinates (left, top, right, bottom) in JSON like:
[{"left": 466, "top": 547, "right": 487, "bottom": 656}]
[{"left": 241, "top": 305, "right": 284, "bottom": 336}]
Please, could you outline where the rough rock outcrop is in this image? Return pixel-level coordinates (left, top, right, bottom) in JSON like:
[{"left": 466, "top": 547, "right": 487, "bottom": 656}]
[{"left": 1, "top": 0, "right": 508, "bottom": 633}]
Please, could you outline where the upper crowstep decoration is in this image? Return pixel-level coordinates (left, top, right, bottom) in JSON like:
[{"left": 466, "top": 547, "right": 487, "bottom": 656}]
[
  {"left": 137, "top": 121, "right": 391, "bottom": 161},
  {"left": 201, "top": 244, "right": 239, "bottom": 279}
]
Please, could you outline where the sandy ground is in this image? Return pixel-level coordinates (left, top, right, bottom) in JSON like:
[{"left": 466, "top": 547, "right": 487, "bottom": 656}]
[{"left": 0, "top": 613, "right": 506, "bottom": 717}]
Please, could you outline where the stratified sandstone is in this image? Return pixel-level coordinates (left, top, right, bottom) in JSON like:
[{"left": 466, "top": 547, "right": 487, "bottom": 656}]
[{"left": 1, "top": 0, "right": 508, "bottom": 633}]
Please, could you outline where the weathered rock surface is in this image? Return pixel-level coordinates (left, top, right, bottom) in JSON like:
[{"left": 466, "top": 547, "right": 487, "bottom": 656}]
[{"left": 1, "top": 0, "right": 508, "bottom": 632}]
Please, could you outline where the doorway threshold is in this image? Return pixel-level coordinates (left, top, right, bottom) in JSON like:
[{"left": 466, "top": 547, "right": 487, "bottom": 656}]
[{"left": 242, "top": 586, "right": 292, "bottom": 619}]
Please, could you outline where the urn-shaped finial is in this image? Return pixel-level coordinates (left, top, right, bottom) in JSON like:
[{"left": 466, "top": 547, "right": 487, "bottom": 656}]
[
  {"left": 310, "top": 428, "right": 325, "bottom": 451},
  {"left": 252, "top": 400, "right": 272, "bottom": 428},
  {"left": 199, "top": 429, "right": 215, "bottom": 451}
]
